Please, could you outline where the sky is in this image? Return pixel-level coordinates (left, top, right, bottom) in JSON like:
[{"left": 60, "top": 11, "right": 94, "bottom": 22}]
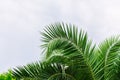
[{"left": 1, "top": 0, "right": 120, "bottom": 73}]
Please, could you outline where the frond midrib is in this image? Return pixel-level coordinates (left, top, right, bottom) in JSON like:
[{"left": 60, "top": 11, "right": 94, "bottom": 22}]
[
  {"left": 46, "top": 37, "right": 96, "bottom": 80},
  {"left": 104, "top": 41, "right": 119, "bottom": 79}
]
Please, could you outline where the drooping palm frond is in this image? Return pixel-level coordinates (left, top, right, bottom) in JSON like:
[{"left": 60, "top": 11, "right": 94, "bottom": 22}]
[
  {"left": 41, "top": 23, "right": 97, "bottom": 80},
  {"left": 12, "top": 61, "right": 77, "bottom": 80},
  {"left": 41, "top": 23, "right": 90, "bottom": 57},
  {"left": 96, "top": 36, "right": 120, "bottom": 80}
]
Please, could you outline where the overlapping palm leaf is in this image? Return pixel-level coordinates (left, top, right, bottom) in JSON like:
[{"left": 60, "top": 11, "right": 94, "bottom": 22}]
[{"left": 12, "top": 23, "right": 120, "bottom": 80}]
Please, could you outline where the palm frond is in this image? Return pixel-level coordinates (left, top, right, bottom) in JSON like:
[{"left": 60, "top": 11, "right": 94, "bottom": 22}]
[
  {"left": 41, "top": 23, "right": 96, "bottom": 80},
  {"left": 12, "top": 61, "right": 76, "bottom": 80},
  {"left": 97, "top": 36, "right": 120, "bottom": 80}
]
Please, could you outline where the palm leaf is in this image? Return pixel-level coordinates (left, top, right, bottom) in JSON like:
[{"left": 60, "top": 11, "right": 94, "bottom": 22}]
[
  {"left": 12, "top": 62, "right": 77, "bottom": 80},
  {"left": 96, "top": 36, "right": 120, "bottom": 80},
  {"left": 41, "top": 23, "right": 96, "bottom": 80}
]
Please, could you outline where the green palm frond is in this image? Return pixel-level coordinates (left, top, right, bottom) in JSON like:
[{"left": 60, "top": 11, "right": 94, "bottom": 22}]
[
  {"left": 96, "top": 36, "right": 120, "bottom": 80},
  {"left": 41, "top": 23, "right": 96, "bottom": 80},
  {"left": 41, "top": 23, "right": 88, "bottom": 56},
  {"left": 12, "top": 62, "right": 76, "bottom": 80}
]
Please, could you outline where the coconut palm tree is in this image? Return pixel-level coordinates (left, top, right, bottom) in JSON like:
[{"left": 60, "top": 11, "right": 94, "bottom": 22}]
[{"left": 12, "top": 23, "right": 120, "bottom": 80}]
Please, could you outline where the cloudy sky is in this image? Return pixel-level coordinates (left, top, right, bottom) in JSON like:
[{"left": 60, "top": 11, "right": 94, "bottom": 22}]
[{"left": 1, "top": 0, "right": 120, "bottom": 72}]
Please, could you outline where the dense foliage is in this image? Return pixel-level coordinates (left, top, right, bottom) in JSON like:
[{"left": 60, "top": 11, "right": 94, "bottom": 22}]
[{"left": 1, "top": 23, "right": 120, "bottom": 80}]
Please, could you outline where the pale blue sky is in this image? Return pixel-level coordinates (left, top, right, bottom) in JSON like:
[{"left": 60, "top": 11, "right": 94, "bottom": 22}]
[{"left": 1, "top": 0, "right": 120, "bottom": 72}]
